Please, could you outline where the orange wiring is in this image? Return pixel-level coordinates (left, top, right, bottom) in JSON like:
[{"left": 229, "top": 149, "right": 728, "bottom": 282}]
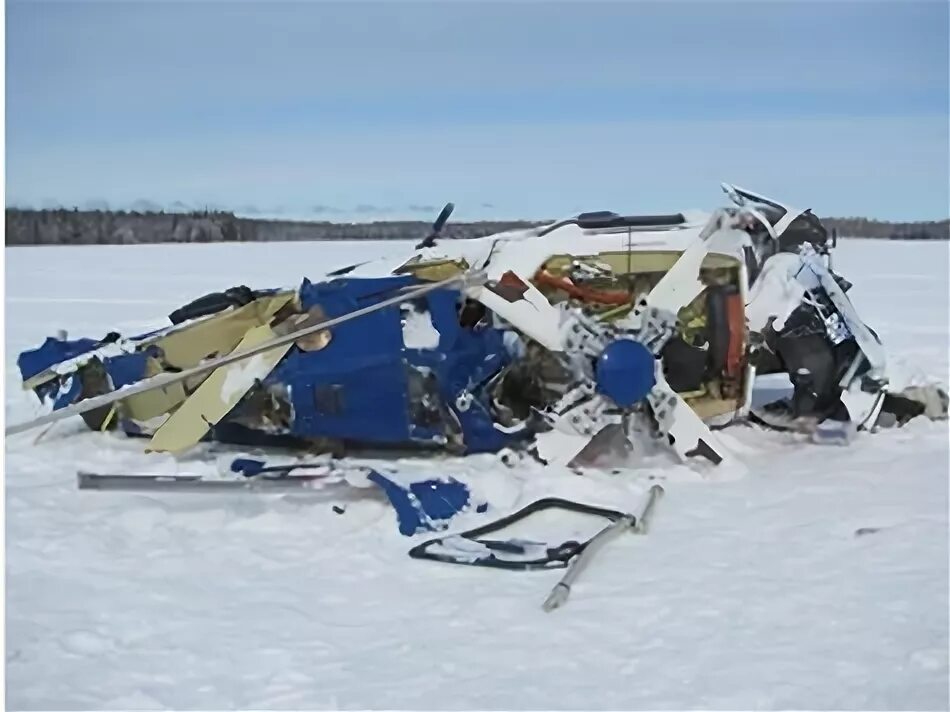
[{"left": 533, "top": 270, "right": 631, "bottom": 305}]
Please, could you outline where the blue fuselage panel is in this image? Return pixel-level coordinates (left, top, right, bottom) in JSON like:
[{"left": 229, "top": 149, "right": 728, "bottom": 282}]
[{"left": 268, "top": 276, "right": 518, "bottom": 453}]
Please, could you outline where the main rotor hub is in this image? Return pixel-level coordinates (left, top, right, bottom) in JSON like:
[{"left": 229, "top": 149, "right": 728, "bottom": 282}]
[{"left": 594, "top": 338, "right": 656, "bottom": 408}]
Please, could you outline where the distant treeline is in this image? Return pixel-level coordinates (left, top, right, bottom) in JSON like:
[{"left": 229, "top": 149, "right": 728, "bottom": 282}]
[
  {"left": 4, "top": 208, "right": 948, "bottom": 246},
  {"left": 822, "top": 217, "right": 949, "bottom": 241}
]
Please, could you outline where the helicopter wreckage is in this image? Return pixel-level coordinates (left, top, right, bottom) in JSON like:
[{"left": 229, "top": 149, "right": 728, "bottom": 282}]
[{"left": 9, "top": 183, "right": 946, "bottom": 602}]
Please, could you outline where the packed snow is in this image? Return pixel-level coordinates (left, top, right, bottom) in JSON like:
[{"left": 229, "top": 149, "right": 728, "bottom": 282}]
[
  {"left": 400, "top": 303, "right": 441, "bottom": 349},
  {"left": 5, "top": 238, "right": 949, "bottom": 710}
]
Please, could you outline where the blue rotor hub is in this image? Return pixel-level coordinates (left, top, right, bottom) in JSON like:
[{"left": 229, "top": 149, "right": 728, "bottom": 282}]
[{"left": 595, "top": 338, "right": 656, "bottom": 408}]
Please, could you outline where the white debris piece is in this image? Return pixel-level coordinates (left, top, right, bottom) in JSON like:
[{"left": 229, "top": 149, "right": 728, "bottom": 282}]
[
  {"left": 50, "top": 339, "right": 138, "bottom": 376},
  {"left": 745, "top": 252, "right": 808, "bottom": 332}
]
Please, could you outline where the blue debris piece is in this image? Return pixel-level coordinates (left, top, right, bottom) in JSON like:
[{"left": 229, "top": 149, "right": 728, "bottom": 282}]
[
  {"left": 17, "top": 336, "right": 101, "bottom": 382},
  {"left": 407, "top": 287, "right": 516, "bottom": 453},
  {"left": 366, "top": 470, "right": 485, "bottom": 536},
  {"left": 102, "top": 350, "right": 153, "bottom": 390},
  {"left": 229, "top": 457, "right": 487, "bottom": 536},
  {"left": 231, "top": 458, "right": 268, "bottom": 477},
  {"left": 52, "top": 374, "right": 83, "bottom": 410},
  {"left": 20, "top": 338, "right": 157, "bottom": 412},
  {"left": 228, "top": 458, "right": 307, "bottom": 478}
]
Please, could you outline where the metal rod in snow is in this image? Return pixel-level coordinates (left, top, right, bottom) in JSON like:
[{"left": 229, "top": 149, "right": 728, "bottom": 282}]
[
  {"left": 631, "top": 483, "right": 664, "bottom": 534},
  {"left": 77, "top": 472, "right": 334, "bottom": 494},
  {"left": 7, "top": 271, "right": 484, "bottom": 437},
  {"left": 542, "top": 484, "right": 664, "bottom": 612},
  {"left": 541, "top": 515, "right": 635, "bottom": 612}
]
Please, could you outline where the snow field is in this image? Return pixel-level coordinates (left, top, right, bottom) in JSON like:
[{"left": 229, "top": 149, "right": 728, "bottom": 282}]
[{"left": 5, "top": 238, "right": 948, "bottom": 710}]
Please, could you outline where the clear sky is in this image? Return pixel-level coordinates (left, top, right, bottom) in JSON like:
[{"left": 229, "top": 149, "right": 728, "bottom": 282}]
[{"left": 6, "top": 0, "right": 949, "bottom": 221}]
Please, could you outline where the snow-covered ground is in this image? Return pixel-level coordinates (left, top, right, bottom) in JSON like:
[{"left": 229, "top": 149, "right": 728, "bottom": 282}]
[{"left": 5, "top": 238, "right": 949, "bottom": 710}]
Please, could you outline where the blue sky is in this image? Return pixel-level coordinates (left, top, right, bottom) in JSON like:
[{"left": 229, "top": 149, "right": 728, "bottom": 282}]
[{"left": 6, "top": 1, "right": 949, "bottom": 221}]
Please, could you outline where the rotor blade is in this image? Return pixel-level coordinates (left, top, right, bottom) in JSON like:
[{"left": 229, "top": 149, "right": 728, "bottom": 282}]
[
  {"left": 468, "top": 270, "right": 566, "bottom": 351},
  {"left": 415, "top": 202, "right": 455, "bottom": 249},
  {"left": 431, "top": 202, "right": 455, "bottom": 236},
  {"left": 725, "top": 183, "right": 789, "bottom": 213},
  {"left": 637, "top": 223, "right": 715, "bottom": 316},
  {"left": 145, "top": 322, "right": 294, "bottom": 454},
  {"left": 7, "top": 271, "right": 485, "bottom": 437},
  {"left": 530, "top": 391, "right": 635, "bottom": 470},
  {"left": 532, "top": 428, "right": 596, "bottom": 468},
  {"left": 721, "top": 182, "right": 745, "bottom": 206},
  {"left": 647, "top": 384, "right": 731, "bottom": 466},
  {"left": 326, "top": 261, "right": 370, "bottom": 277}
]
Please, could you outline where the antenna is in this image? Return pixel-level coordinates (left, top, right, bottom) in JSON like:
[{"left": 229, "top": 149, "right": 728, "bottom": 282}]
[{"left": 626, "top": 225, "right": 633, "bottom": 297}]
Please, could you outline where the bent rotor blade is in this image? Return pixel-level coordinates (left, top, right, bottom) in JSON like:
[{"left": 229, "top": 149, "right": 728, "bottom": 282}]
[
  {"left": 633, "top": 222, "right": 733, "bottom": 469},
  {"left": 532, "top": 395, "right": 632, "bottom": 469},
  {"left": 721, "top": 182, "right": 745, "bottom": 207},
  {"left": 145, "top": 322, "right": 294, "bottom": 454},
  {"left": 637, "top": 228, "right": 714, "bottom": 316},
  {"left": 647, "top": 383, "right": 730, "bottom": 466},
  {"left": 532, "top": 428, "right": 596, "bottom": 468},
  {"left": 469, "top": 270, "right": 566, "bottom": 351}
]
